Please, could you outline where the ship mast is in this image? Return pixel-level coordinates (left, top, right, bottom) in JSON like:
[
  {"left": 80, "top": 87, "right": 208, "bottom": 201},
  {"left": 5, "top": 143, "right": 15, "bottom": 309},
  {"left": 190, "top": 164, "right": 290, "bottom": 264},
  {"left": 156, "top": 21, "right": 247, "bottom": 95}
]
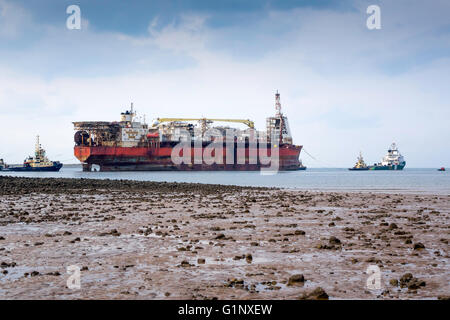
[
  {"left": 275, "top": 91, "right": 284, "bottom": 144},
  {"left": 35, "top": 135, "right": 40, "bottom": 158},
  {"left": 275, "top": 90, "right": 282, "bottom": 117}
]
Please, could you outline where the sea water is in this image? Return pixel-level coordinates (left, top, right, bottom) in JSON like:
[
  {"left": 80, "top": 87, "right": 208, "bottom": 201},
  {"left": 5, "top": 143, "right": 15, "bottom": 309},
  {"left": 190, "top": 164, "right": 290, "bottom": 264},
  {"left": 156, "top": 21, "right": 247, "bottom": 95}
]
[{"left": 1, "top": 166, "right": 449, "bottom": 194}]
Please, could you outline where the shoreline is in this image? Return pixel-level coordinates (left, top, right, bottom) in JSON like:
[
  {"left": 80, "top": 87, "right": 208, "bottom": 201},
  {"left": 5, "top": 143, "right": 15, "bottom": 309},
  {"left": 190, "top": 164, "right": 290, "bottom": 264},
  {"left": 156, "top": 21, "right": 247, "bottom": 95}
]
[
  {"left": 0, "top": 176, "right": 448, "bottom": 299},
  {"left": 1, "top": 175, "right": 448, "bottom": 196}
]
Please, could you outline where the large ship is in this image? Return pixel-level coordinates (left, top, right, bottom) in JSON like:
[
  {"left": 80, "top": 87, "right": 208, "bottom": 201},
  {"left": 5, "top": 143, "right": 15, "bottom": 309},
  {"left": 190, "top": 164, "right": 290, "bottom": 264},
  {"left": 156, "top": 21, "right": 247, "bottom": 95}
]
[
  {"left": 369, "top": 143, "right": 406, "bottom": 170},
  {"left": 4, "top": 136, "right": 63, "bottom": 172},
  {"left": 73, "top": 92, "right": 302, "bottom": 171}
]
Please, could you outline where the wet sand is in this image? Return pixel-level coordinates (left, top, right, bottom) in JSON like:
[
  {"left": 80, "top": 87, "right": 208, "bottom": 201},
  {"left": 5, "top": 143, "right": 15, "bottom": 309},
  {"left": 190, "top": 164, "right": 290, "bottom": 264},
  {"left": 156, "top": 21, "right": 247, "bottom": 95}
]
[{"left": 0, "top": 176, "right": 448, "bottom": 300}]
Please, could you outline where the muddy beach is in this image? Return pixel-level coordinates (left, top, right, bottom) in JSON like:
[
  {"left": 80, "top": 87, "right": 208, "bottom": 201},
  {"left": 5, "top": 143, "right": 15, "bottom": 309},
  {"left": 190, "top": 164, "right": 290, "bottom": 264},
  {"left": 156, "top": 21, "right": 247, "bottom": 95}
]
[{"left": 0, "top": 176, "right": 448, "bottom": 300}]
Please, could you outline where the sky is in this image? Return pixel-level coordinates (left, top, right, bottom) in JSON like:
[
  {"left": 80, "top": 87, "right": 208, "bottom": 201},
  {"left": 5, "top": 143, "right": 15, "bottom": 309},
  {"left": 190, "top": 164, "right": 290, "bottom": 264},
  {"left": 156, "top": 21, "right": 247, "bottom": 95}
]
[{"left": 0, "top": 0, "right": 449, "bottom": 167}]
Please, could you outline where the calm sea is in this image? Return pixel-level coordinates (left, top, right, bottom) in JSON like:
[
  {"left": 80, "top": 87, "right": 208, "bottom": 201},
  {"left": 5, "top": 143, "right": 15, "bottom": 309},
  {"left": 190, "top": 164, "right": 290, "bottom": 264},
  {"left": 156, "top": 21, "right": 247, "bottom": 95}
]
[{"left": 1, "top": 166, "right": 449, "bottom": 194}]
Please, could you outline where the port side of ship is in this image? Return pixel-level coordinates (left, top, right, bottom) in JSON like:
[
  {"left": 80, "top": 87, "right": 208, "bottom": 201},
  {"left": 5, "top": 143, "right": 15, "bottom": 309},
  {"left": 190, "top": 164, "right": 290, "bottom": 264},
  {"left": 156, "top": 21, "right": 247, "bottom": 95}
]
[{"left": 73, "top": 92, "right": 302, "bottom": 172}]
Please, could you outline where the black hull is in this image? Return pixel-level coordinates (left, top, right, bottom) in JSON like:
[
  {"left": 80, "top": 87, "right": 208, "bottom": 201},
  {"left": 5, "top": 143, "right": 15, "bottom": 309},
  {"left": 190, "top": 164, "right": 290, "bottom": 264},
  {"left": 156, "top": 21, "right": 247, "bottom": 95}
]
[{"left": 4, "top": 164, "right": 63, "bottom": 172}]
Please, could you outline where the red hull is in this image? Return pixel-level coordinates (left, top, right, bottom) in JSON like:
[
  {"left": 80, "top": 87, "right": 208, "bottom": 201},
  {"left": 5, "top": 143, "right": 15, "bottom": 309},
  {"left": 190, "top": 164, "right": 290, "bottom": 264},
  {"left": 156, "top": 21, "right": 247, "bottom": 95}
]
[{"left": 74, "top": 144, "right": 302, "bottom": 171}]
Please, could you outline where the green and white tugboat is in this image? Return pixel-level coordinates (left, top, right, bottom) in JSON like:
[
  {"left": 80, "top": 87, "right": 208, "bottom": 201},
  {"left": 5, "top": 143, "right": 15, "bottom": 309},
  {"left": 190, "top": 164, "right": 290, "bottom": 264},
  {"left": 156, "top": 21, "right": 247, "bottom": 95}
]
[{"left": 369, "top": 143, "right": 406, "bottom": 170}]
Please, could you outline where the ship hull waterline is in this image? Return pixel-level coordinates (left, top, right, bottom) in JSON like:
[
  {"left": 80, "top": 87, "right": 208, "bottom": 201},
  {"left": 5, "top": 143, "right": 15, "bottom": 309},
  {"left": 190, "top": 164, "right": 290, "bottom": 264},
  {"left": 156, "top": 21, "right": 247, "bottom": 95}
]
[
  {"left": 74, "top": 144, "right": 302, "bottom": 172},
  {"left": 368, "top": 162, "right": 406, "bottom": 170},
  {"left": 4, "top": 164, "right": 63, "bottom": 172}
]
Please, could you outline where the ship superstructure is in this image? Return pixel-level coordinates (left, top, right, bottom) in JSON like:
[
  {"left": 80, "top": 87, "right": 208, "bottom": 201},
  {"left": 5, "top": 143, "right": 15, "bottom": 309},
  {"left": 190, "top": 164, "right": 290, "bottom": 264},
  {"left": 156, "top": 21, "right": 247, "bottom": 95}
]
[{"left": 73, "top": 92, "right": 302, "bottom": 171}]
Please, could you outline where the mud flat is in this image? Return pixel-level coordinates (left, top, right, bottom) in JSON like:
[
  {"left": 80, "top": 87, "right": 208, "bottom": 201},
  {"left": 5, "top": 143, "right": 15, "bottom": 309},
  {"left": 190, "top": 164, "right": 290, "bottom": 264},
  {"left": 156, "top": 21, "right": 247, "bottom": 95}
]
[{"left": 0, "top": 176, "right": 448, "bottom": 300}]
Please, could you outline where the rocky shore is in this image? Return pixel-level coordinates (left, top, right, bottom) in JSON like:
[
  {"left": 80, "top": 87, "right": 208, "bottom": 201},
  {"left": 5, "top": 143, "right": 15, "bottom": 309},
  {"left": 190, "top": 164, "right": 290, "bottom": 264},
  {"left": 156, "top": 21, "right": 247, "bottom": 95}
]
[{"left": 0, "top": 176, "right": 448, "bottom": 299}]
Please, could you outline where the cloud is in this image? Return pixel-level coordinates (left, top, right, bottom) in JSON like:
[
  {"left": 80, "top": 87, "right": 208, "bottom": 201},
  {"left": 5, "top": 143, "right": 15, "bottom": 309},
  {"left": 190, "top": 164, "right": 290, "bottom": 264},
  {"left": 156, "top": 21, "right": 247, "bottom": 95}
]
[{"left": 0, "top": 0, "right": 31, "bottom": 38}]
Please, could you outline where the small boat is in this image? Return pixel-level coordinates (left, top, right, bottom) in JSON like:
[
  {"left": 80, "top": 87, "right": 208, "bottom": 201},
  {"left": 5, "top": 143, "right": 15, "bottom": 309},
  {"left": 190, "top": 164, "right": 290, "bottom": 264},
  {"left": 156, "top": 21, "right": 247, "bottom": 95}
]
[
  {"left": 4, "top": 136, "right": 63, "bottom": 172},
  {"left": 298, "top": 159, "right": 307, "bottom": 170},
  {"left": 438, "top": 167, "right": 445, "bottom": 171},
  {"left": 349, "top": 152, "right": 369, "bottom": 171}
]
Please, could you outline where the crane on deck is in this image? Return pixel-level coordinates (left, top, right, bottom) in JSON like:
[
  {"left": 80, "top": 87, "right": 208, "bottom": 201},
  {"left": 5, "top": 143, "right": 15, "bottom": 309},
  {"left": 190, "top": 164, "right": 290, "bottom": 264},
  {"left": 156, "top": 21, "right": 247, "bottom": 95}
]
[{"left": 155, "top": 118, "right": 255, "bottom": 129}]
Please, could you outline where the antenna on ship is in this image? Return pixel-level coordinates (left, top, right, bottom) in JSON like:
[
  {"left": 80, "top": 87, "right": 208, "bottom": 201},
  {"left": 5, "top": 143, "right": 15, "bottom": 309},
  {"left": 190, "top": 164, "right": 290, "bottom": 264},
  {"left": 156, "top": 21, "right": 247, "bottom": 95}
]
[
  {"left": 130, "top": 102, "right": 135, "bottom": 121},
  {"left": 275, "top": 90, "right": 282, "bottom": 116}
]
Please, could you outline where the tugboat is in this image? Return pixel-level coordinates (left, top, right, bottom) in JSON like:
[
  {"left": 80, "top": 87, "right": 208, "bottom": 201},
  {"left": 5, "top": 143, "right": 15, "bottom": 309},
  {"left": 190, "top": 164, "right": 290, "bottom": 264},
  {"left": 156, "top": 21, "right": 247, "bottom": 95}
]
[
  {"left": 438, "top": 167, "right": 445, "bottom": 171},
  {"left": 5, "top": 136, "right": 63, "bottom": 172},
  {"left": 349, "top": 152, "right": 369, "bottom": 171},
  {"left": 298, "top": 159, "right": 307, "bottom": 170},
  {"left": 369, "top": 143, "right": 405, "bottom": 170}
]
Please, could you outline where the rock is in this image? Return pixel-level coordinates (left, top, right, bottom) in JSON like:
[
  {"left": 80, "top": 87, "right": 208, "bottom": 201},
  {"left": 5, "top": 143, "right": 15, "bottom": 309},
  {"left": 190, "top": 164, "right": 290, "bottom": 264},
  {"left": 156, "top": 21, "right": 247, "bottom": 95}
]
[
  {"left": 70, "top": 237, "right": 81, "bottom": 243},
  {"left": 180, "top": 260, "right": 191, "bottom": 267},
  {"left": 413, "top": 242, "right": 425, "bottom": 250},
  {"left": 389, "top": 279, "right": 398, "bottom": 287},
  {"left": 388, "top": 223, "right": 398, "bottom": 230},
  {"left": 99, "top": 229, "right": 121, "bottom": 237},
  {"left": 288, "top": 274, "right": 305, "bottom": 286},
  {"left": 197, "top": 258, "right": 206, "bottom": 264},
  {"left": 408, "top": 278, "right": 426, "bottom": 290},
  {"left": 398, "top": 273, "right": 425, "bottom": 290},
  {"left": 245, "top": 254, "right": 253, "bottom": 263},
  {"left": 294, "top": 230, "right": 306, "bottom": 235},
  {"left": 1, "top": 261, "right": 16, "bottom": 268},
  {"left": 399, "top": 273, "right": 413, "bottom": 287},
  {"left": 329, "top": 236, "right": 341, "bottom": 245},
  {"left": 110, "top": 229, "right": 121, "bottom": 236},
  {"left": 215, "top": 233, "right": 225, "bottom": 240},
  {"left": 299, "top": 287, "right": 329, "bottom": 300},
  {"left": 0, "top": 236, "right": 5, "bottom": 240},
  {"left": 226, "top": 278, "right": 245, "bottom": 289}
]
